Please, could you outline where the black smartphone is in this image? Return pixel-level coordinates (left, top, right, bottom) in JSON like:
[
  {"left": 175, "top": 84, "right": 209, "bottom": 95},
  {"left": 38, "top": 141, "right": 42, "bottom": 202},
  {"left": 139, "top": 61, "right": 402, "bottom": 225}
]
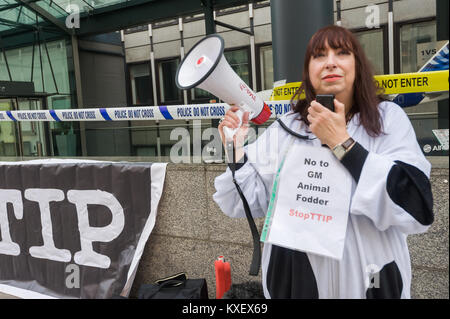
[{"left": 316, "top": 94, "right": 335, "bottom": 112}]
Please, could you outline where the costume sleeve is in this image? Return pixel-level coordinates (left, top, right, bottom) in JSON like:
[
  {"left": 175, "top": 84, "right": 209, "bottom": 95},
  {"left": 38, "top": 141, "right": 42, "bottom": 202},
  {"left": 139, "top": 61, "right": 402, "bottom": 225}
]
[
  {"left": 213, "top": 123, "right": 282, "bottom": 219},
  {"left": 348, "top": 103, "right": 433, "bottom": 235}
]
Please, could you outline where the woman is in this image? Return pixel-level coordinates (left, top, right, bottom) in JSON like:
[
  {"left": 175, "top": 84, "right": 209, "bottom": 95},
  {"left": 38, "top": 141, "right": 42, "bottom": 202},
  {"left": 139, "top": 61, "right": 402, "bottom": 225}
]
[{"left": 213, "top": 25, "right": 433, "bottom": 299}]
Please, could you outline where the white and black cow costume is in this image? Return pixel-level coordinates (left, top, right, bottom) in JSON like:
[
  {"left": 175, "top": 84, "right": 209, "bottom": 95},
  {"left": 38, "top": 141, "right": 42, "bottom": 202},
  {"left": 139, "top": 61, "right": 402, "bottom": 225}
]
[{"left": 213, "top": 101, "right": 434, "bottom": 299}]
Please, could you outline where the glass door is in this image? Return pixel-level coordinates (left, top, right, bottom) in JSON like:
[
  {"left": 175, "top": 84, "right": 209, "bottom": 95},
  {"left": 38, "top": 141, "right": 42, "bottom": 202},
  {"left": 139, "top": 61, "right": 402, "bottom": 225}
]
[
  {"left": 17, "top": 98, "right": 47, "bottom": 157},
  {"left": 0, "top": 98, "right": 19, "bottom": 157},
  {"left": 0, "top": 97, "right": 48, "bottom": 157}
]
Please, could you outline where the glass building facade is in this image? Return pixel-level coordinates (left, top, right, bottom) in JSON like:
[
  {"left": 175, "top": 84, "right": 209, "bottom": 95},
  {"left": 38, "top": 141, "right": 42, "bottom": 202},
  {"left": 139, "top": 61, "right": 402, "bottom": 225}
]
[{"left": 0, "top": 0, "right": 448, "bottom": 162}]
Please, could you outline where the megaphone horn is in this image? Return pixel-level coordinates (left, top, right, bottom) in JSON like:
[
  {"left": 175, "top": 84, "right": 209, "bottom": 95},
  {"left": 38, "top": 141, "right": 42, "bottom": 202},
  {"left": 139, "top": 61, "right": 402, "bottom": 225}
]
[{"left": 175, "top": 34, "right": 271, "bottom": 131}]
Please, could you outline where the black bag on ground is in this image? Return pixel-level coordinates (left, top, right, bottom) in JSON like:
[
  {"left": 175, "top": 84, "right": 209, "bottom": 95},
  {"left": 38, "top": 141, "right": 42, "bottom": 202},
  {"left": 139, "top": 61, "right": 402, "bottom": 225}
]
[{"left": 138, "top": 273, "right": 208, "bottom": 299}]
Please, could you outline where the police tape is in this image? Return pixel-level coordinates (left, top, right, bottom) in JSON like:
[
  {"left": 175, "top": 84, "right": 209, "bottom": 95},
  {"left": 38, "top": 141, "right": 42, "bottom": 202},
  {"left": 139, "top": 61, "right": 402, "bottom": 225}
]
[
  {"left": 0, "top": 101, "right": 294, "bottom": 122},
  {"left": 1, "top": 70, "right": 447, "bottom": 122},
  {"left": 269, "top": 70, "right": 449, "bottom": 101}
]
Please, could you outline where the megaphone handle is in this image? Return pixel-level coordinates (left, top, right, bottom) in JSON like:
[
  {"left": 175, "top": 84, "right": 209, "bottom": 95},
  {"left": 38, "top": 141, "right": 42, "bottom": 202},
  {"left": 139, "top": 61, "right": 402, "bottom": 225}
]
[
  {"left": 223, "top": 109, "right": 243, "bottom": 164},
  {"left": 223, "top": 109, "right": 243, "bottom": 141}
]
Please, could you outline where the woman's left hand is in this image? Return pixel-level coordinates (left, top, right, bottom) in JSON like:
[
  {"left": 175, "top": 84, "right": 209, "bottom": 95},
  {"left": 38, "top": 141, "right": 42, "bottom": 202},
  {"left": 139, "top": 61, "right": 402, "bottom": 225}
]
[{"left": 307, "top": 98, "right": 350, "bottom": 148}]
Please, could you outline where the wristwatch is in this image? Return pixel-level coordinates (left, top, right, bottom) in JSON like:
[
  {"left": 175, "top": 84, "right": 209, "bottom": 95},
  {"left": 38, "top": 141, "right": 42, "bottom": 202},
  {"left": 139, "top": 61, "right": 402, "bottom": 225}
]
[{"left": 332, "top": 137, "right": 355, "bottom": 161}]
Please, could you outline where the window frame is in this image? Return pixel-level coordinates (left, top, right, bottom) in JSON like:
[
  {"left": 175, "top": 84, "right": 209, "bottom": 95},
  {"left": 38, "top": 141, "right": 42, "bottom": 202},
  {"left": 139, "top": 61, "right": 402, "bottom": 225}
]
[
  {"left": 351, "top": 24, "right": 389, "bottom": 75},
  {"left": 223, "top": 45, "right": 253, "bottom": 88},
  {"left": 393, "top": 17, "right": 447, "bottom": 157},
  {"left": 127, "top": 60, "right": 154, "bottom": 106},
  {"left": 155, "top": 56, "right": 183, "bottom": 105},
  {"left": 255, "top": 41, "right": 273, "bottom": 92},
  {"left": 394, "top": 17, "right": 436, "bottom": 74}
]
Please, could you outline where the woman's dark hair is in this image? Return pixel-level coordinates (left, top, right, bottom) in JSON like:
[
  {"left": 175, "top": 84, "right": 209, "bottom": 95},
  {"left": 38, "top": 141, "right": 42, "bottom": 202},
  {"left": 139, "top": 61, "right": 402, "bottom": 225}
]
[{"left": 291, "top": 25, "right": 384, "bottom": 137}]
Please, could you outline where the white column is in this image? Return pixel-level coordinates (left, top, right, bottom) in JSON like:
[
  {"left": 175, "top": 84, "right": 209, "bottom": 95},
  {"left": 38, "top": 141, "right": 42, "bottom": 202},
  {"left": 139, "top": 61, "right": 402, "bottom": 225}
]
[
  {"left": 388, "top": 1, "right": 395, "bottom": 74},
  {"left": 249, "top": 3, "right": 257, "bottom": 91},
  {"left": 149, "top": 24, "right": 158, "bottom": 105}
]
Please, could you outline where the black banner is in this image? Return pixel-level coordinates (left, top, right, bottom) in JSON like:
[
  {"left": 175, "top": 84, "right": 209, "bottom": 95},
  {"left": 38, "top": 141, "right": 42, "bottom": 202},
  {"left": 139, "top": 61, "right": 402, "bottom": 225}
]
[{"left": 0, "top": 160, "right": 166, "bottom": 298}]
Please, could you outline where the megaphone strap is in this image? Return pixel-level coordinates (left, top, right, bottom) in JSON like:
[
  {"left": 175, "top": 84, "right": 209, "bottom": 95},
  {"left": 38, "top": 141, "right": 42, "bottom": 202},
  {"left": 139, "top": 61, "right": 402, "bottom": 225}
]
[
  {"left": 277, "top": 118, "right": 316, "bottom": 140},
  {"left": 229, "top": 144, "right": 261, "bottom": 276}
]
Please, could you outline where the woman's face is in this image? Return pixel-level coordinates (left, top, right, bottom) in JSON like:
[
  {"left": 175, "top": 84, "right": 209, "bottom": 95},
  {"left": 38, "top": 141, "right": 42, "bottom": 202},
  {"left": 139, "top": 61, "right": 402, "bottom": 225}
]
[{"left": 308, "top": 41, "right": 356, "bottom": 98}]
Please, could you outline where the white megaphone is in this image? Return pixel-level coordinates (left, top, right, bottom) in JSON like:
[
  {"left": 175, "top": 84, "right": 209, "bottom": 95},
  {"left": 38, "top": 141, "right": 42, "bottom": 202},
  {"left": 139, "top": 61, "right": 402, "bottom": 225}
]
[{"left": 176, "top": 34, "right": 271, "bottom": 144}]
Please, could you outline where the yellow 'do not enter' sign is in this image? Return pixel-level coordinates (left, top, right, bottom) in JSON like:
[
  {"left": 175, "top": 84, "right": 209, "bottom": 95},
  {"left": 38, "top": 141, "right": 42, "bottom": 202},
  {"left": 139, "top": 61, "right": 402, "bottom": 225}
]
[{"left": 269, "top": 70, "right": 449, "bottom": 101}]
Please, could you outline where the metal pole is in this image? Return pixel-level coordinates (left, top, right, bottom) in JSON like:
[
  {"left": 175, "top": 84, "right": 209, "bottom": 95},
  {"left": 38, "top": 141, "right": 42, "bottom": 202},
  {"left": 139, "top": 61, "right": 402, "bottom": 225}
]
[
  {"left": 13, "top": 97, "right": 23, "bottom": 157},
  {"left": 40, "top": 29, "right": 59, "bottom": 94},
  {"left": 202, "top": 0, "right": 219, "bottom": 134},
  {"left": 270, "top": 0, "right": 334, "bottom": 83},
  {"left": 179, "top": 17, "right": 188, "bottom": 105},
  {"left": 121, "top": 30, "right": 131, "bottom": 105},
  {"left": 30, "top": 32, "right": 36, "bottom": 82},
  {"left": 0, "top": 36, "right": 13, "bottom": 81},
  {"left": 436, "top": 0, "right": 449, "bottom": 130},
  {"left": 203, "top": 0, "right": 216, "bottom": 35},
  {"left": 37, "top": 29, "right": 45, "bottom": 92},
  {"left": 71, "top": 35, "right": 87, "bottom": 156}
]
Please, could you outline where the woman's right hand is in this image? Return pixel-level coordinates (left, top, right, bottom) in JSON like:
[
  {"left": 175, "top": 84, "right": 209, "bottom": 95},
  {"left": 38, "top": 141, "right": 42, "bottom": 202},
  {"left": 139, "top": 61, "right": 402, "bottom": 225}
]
[{"left": 218, "top": 106, "right": 250, "bottom": 156}]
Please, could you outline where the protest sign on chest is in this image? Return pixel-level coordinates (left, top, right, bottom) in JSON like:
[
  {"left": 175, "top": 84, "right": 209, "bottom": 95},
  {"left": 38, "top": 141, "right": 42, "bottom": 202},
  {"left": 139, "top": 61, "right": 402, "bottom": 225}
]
[{"left": 263, "top": 142, "right": 352, "bottom": 260}]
